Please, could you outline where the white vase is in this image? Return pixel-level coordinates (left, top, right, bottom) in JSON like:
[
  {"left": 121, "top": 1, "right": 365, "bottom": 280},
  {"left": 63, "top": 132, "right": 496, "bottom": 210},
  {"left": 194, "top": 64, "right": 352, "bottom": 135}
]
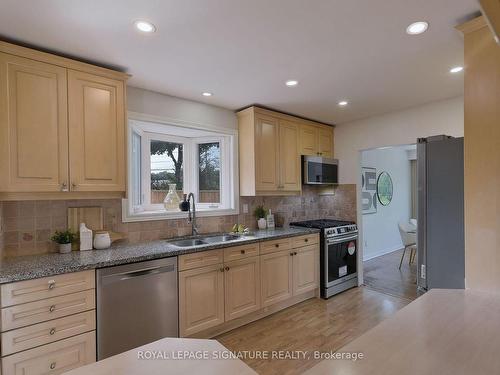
[
  {"left": 257, "top": 218, "right": 267, "bottom": 230},
  {"left": 94, "top": 232, "right": 111, "bottom": 250},
  {"left": 163, "top": 184, "right": 181, "bottom": 211},
  {"left": 59, "top": 243, "right": 72, "bottom": 254}
]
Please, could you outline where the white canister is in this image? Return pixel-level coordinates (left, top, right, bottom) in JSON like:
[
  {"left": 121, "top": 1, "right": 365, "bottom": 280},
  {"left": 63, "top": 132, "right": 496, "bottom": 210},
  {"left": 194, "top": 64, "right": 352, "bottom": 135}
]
[
  {"left": 94, "top": 231, "right": 111, "bottom": 250},
  {"left": 257, "top": 218, "right": 267, "bottom": 230}
]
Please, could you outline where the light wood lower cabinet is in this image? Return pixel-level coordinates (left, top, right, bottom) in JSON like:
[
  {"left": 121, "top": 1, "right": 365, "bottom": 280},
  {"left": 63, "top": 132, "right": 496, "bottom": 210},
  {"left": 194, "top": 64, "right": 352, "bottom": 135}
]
[
  {"left": 179, "top": 264, "right": 225, "bottom": 337},
  {"left": 0, "top": 270, "right": 96, "bottom": 375},
  {"left": 1, "top": 331, "right": 95, "bottom": 375},
  {"left": 224, "top": 257, "right": 261, "bottom": 321},
  {"left": 179, "top": 235, "right": 320, "bottom": 337},
  {"left": 260, "top": 250, "right": 293, "bottom": 307},
  {"left": 293, "top": 245, "right": 320, "bottom": 295}
]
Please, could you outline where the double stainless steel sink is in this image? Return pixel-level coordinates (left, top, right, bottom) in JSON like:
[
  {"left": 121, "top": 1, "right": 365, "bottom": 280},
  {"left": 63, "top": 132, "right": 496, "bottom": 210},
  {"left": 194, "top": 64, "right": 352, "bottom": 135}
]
[{"left": 168, "top": 233, "right": 251, "bottom": 248}]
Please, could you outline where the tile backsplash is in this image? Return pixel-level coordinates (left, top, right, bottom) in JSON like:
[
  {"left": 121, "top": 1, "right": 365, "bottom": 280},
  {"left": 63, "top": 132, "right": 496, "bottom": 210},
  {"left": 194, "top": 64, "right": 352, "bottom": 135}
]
[{"left": 0, "top": 184, "right": 356, "bottom": 258}]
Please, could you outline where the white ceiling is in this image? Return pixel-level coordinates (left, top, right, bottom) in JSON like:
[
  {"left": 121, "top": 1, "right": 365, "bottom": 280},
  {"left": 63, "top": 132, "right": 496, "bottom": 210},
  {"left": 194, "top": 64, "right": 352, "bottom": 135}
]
[{"left": 0, "top": 0, "right": 479, "bottom": 124}]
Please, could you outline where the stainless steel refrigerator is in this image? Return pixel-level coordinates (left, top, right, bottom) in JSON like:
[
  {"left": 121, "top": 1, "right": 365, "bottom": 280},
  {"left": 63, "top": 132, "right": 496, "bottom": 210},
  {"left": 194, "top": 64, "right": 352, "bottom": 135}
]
[{"left": 417, "top": 135, "right": 465, "bottom": 291}]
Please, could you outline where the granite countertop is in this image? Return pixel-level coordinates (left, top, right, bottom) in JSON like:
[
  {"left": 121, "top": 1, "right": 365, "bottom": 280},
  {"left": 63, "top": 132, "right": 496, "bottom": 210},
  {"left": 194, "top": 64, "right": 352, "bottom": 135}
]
[{"left": 0, "top": 227, "right": 319, "bottom": 284}]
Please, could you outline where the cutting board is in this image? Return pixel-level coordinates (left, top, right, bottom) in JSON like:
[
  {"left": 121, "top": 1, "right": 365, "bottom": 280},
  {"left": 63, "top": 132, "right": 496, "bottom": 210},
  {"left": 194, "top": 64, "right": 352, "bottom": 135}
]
[{"left": 67, "top": 207, "right": 104, "bottom": 232}]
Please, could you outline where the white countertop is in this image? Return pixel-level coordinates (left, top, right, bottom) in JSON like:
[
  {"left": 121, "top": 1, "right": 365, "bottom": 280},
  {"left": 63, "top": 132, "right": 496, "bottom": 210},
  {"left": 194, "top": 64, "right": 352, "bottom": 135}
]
[
  {"left": 64, "top": 338, "right": 256, "bottom": 375},
  {"left": 305, "top": 289, "right": 500, "bottom": 375}
]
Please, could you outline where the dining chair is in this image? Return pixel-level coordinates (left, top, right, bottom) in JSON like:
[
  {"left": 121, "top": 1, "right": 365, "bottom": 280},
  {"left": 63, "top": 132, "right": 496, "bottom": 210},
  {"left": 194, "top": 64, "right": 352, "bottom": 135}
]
[{"left": 398, "top": 221, "right": 417, "bottom": 269}]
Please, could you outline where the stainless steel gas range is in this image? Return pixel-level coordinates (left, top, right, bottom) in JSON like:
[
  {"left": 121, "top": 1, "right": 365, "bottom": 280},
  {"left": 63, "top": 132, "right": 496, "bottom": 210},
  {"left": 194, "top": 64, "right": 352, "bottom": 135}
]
[{"left": 290, "top": 219, "right": 358, "bottom": 298}]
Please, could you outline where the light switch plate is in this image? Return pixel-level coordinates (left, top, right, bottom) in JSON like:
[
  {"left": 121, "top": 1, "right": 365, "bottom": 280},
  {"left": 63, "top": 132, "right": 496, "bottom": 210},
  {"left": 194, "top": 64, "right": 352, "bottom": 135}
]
[{"left": 242, "top": 204, "right": 249, "bottom": 214}]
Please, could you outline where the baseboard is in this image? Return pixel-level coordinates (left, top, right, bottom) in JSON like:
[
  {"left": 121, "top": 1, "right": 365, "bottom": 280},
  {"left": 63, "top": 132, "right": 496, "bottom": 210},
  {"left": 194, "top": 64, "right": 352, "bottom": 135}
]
[
  {"left": 185, "top": 289, "right": 317, "bottom": 339},
  {"left": 363, "top": 244, "right": 403, "bottom": 261}
]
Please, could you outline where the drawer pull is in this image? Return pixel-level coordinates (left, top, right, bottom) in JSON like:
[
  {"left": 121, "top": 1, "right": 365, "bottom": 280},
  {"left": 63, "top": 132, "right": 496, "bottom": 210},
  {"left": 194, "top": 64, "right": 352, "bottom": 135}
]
[
  {"left": 275, "top": 244, "right": 279, "bottom": 248},
  {"left": 305, "top": 238, "right": 309, "bottom": 242},
  {"left": 50, "top": 362, "right": 56, "bottom": 370},
  {"left": 48, "top": 280, "right": 56, "bottom": 289},
  {"left": 49, "top": 305, "right": 56, "bottom": 313},
  {"left": 290, "top": 252, "right": 294, "bottom": 256},
  {"left": 50, "top": 328, "right": 56, "bottom": 335},
  {"left": 240, "top": 249, "right": 246, "bottom": 254}
]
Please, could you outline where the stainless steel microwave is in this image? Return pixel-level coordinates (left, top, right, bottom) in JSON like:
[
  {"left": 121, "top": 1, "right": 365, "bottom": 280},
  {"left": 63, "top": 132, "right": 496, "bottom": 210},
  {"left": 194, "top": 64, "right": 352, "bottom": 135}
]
[{"left": 303, "top": 156, "right": 339, "bottom": 185}]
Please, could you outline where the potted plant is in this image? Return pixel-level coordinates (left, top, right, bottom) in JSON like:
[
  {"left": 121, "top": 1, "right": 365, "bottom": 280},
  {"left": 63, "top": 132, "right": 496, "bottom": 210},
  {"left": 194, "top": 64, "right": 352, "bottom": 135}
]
[
  {"left": 50, "top": 230, "right": 76, "bottom": 254},
  {"left": 254, "top": 205, "right": 268, "bottom": 230}
]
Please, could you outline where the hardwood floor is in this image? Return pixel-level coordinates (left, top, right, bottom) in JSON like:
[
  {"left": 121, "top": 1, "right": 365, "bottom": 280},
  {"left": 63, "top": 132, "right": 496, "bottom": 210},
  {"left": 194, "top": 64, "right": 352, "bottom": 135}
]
[
  {"left": 363, "top": 248, "right": 418, "bottom": 301},
  {"left": 217, "top": 287, "right": 411, "bottom": 375},
  {"left": 363, "top": 250, "right": 418, "bottom": 300}
]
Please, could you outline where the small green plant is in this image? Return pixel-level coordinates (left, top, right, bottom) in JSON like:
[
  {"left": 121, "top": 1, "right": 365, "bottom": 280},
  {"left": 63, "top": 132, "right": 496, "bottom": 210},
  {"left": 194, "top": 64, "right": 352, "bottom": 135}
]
[
  {"left": 253, "top": 205, "right": 268, "bottom": 219},
  {"left": 50, "top": 230, "right": 76, "bottom": 244}
]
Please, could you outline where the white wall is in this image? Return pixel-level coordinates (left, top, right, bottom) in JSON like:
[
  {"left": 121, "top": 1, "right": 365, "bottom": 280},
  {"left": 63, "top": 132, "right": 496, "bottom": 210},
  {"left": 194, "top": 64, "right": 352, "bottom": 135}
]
[
  {"left": 362, "top": 146, "right": 413, "bottom": 260},
  {"left": 127, "top": 86, "right": 237, "bottom": 130},
  {"left": 335, "top": 96, "right": 464, "bottom": 184}
]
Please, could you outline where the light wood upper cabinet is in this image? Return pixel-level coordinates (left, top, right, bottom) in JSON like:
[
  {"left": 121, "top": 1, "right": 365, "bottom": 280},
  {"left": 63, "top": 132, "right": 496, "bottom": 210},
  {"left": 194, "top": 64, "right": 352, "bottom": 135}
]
[
  {"left": 293, "top": 244, "right": 319, "bottom": 295},
  {"left": 224, "top": 257, "right": 260, "bottom": 321},
  {"left": 318, "top": 126, "right": 334, "bottom": 158},
  {"left": 279, "top": 120, "right": 301, "bottom": 191},
  {"left": 0, "top": 53, "right": 69, "bottom": 192},
  {"left": 299, "top": 123, "right": 334, "bottom": 157},
  {"left": 0, "top": 41, "right": 128, "bottom": 196},
  {"left": 238, "top": 106, "right": 334, "bottom": 196},
  {"left": 68, "top": 70, "right": 125, "bottom": 191},
  {"left": 179, "top": 264, "right": 225, "bottom": 337},
  {"left": 255, "top": 114, "right": 280, "bottom": 191},
  {"left": 299, "top": 124, "right": 319, "bottom": 156}
]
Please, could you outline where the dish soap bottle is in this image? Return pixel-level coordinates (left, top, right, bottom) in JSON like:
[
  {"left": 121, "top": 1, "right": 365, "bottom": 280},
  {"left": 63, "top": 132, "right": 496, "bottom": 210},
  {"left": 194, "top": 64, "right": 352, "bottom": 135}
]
[
  {"left": 266, "top": 209, "right": 275, "bottom": 229},
  {"left": 79, "top": 223, "right": 93, "bottom": 251}
]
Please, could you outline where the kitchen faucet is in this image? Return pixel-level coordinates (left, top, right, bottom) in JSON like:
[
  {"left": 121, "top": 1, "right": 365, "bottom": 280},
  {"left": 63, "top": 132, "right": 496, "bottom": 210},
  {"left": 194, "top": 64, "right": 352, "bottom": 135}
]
[{"left": 180, "top": 192, "right": 199, "bottom": 236}]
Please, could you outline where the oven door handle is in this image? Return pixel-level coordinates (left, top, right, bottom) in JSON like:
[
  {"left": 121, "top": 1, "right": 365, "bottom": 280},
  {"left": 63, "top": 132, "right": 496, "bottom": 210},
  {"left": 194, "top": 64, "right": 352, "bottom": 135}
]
[{"left": 327, "top": 234, "right": 358, "bottom": 244}]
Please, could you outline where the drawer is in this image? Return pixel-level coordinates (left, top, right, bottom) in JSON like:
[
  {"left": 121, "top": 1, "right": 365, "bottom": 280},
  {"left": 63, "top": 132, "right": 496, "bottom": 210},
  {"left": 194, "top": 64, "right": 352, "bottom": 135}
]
[
  {"left": 1, "top": 331, "right": 95, "bottom": 375},
  {"left": 1, "top": 311, "right": 96, "bottom": 356},
  {"left": 223, "top": 243, "right": 259, "bottom": 262},
  {"left": 260, "top": 238, "right": 291, "bottom": 255},
  {"left": 178, "top": 249, "right": 224, "bottom": 271},
  {"left": 292, "top": 234, "right": 319, "bottom": 248},
  {"left": 1, "top": 290, "right": 95, "bottom": 332},
  {"left": 1, "top": 271, "right": 95, "bottom": 307}
]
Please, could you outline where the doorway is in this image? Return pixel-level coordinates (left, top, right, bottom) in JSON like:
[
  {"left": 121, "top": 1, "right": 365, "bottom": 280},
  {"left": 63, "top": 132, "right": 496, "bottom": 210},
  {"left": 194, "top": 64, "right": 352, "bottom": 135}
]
[{"left": 359, "top": 144, "right": 417, "bottom": 300}]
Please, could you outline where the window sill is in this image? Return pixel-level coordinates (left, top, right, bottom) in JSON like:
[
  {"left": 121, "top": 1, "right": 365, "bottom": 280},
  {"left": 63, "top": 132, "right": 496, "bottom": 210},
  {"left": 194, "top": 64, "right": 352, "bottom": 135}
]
[{"left": 121, "top": 199, "right": 239, "bottom": 223}]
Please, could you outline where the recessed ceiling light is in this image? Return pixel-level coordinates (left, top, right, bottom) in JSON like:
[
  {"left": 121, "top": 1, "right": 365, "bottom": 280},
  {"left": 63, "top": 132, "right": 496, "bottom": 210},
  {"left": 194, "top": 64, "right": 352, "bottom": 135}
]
[
  {"left": 406, "top": 21, "right": 428, "bottom": 35},
  {"left": 449, "top": 66, "right": 464, "bottom": 73},
  {"left": 134, "top": 20, "right": 156, "bottom": 33},
  {"left": 202, "top": 92, "right": 213, "bottom": 97},
  {"left": 338, "top": 100, "right": 348, "bottom": 106},
  {"left": 285, "top": 80, "right": 298, "bottom": 87}
]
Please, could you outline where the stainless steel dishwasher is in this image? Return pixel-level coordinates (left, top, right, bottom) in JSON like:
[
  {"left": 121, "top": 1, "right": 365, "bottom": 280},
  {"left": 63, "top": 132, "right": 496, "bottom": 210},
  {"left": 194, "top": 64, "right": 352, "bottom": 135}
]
[{"left": 97, "top": 257, "right": 178, "bottom": 360}]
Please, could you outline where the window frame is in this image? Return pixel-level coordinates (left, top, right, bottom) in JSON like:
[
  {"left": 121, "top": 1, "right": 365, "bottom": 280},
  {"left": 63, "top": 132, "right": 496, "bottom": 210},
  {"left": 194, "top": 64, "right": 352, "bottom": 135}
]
[{"left": 123, "top": 114, "right": 239, "bottom": 222}]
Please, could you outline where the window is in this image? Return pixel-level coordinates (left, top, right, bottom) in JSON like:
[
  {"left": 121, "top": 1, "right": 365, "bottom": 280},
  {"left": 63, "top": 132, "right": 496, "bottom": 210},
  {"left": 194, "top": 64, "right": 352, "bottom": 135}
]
[{"left": 125, "top": 118, "right": 238, "bottom": 221}]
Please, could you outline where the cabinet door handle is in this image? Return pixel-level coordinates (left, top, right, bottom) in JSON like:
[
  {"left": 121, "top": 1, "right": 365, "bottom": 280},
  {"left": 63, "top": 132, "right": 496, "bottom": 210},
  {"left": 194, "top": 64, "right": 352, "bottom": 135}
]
[
  {"left": 48, "top": 280, "right": 56, "bottom": 289},
  {"left": 49, "top": 305, "right": 56, "bottom": 313},
  {"left": 275, "top": 244, "right": 279, "bottom": 248},
  {"left": 240, "top": 249, "right": 245, "bottom": 254},
  {"left": 294, "top": 252, "right": 298, "bottom": 255},
  {"left": 71, "top": 182, "right": 77, "bottom": 190},
  {"left": 219, "top": 267, "right": 225, "bottom": 272},
  {"left": 290, "top": 252, "right": 294, "bottom": 256},
  {"left": 224, "top": 266, "right": 230, "bottom": 271},
  {"left": 49, "top": 328, "right": 56, "bottom": 335},
  {"left": 50, "top": 362, "right": 56, "bottom": 370},
  {"left": 305, "top": 238, "right": 309, "bottom": 242},
  {"left": 60, "top": 182, "right": 68, "bottom": 192}
]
